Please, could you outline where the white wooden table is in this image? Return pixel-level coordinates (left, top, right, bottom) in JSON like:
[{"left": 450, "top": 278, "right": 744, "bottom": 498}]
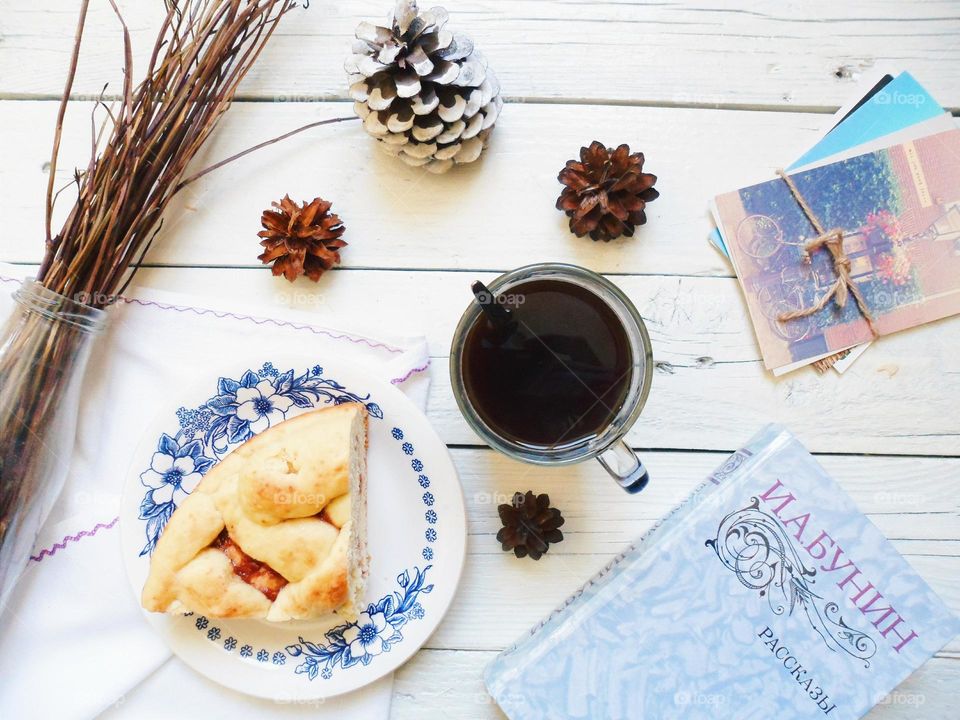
[{"left": 1, "top": 2, "right": 958, "bottom": 717}]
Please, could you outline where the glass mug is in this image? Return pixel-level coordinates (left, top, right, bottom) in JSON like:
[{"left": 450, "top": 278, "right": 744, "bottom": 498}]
[{"left": 449, "top": 263, "right": 653, "bottom": 493}]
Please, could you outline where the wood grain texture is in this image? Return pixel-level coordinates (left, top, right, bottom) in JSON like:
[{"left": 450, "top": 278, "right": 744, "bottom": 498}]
[
  {"left": 1, "top": 1, "right": 959, "bottom": 110},
  {"left": 122, "top": 266, "right": 960, "bottom": 456},
  {"left": 0, "top": 99, "right": 827, "bottom": 276}
]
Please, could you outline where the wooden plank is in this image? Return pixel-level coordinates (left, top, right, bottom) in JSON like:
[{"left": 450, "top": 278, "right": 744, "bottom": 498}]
[
  {"left": 391, "top": 650, "right": 960, "bottom": 720},
  {"left": 0, "top": 98, "right": 828, "bottom": 276},
  {"left": 1, "top": 1, "right": 959, "bottom": 110},
  {"left": 115, "top": 266, "right": 960, "bottom": 456}
]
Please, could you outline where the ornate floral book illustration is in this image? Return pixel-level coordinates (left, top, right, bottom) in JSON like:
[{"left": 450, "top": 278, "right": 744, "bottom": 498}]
[
  {"left": 484, "top": 425, "right": 960, "bottom": 720},
  {"left": 714, "top": 129, "right": 960, "bottom": 370}
]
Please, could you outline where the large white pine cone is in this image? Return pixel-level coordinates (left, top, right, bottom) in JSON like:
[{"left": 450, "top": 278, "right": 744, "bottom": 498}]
[{"left": 345, "top": 0, "right": 503, "bottom": 174}]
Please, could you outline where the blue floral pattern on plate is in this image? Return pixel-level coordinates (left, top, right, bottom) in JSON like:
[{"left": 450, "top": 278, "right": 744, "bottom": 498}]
[
  {"left": 137, "top": 435, "right": 215, "bottom": 556},
  {"left": 286, "top": 567, "right": 433, "bottom": 680},
  {"left": 135, "top": 362, "right": 440, "bottom": 683},
  {"left": 203, "top": 366, "right": 382, "bottom": 456},
  {"left": 137, "top": 363, "right": 383, "bottom": 555}
]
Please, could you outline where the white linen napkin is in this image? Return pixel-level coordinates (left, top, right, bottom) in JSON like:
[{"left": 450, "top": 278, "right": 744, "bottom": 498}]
[{"left": 0, "top": 266, "right": 430, "bottom": 719}]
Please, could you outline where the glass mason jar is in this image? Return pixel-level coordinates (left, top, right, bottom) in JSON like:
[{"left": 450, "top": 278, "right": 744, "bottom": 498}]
[{"left": 0, "top": 280, "right": 107, "bottom": 615}]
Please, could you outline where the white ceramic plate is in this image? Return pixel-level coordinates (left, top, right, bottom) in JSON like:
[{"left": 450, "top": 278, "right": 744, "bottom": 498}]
[{"left": 119, "top": 356, "right": 466, "bottom": 700}]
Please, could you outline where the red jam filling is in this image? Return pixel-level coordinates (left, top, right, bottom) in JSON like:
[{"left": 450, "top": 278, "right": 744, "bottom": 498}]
[{"left": 215, "top": 530, "right": 288, "bottom": 602}]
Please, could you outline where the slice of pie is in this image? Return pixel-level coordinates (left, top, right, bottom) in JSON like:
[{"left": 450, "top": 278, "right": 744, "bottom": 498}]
[{"left": 142, "top": 403, "right": 369, "bottom": 622}]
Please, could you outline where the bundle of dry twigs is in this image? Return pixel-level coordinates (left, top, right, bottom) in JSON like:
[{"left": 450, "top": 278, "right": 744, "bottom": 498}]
[
  {"left": 42, "top": 0, "right": 299, "bottom": 300},
  {"left": 0, "top": 0, "right": 352, "bottom": 611}
]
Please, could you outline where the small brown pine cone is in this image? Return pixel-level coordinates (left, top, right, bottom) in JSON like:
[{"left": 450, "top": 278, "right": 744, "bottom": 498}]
[
  {"left": 257, "top": 195, "right": 346, "bottom": 282},
  {"left": 556, "top": 141, "right": 659, "bottom": 241},
  {"left": 496, "top": 491, "right": 565, "bottom": 561}
]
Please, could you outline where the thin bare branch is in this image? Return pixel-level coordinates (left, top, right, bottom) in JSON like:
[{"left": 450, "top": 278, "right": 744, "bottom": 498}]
[
  {"left": 44, "top": 0, "right": 91, "bottom": 249},
  {"left": 176, "top": 115, "right": 359, "bottom": 192}
]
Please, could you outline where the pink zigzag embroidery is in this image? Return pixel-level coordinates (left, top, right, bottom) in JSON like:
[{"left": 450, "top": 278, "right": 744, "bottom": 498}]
[
  {"left": 391, "top": 361, "right": 430, "bottom": 385},
  {"left": 0, "top": 275, "right": 404, "bottom": 355},
  {"left": 29, "top": 516, "right": 120, "bottom": 563},
  {"left": 117, "top": 297, "right": 405, "bottom": 354}
]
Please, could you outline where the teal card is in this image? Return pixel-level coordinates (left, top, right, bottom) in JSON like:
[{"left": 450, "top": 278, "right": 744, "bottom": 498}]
[
  {"left": 792, "top": 72, "right": 943, "bottom": 169},
  {"left": 712, "top": 72, "right": 944, "bottom": 257}
]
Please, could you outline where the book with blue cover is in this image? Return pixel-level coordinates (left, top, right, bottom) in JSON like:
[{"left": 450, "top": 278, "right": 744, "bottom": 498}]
[{"left": 484, "top": 426, "right": 959, "bottom": 720}]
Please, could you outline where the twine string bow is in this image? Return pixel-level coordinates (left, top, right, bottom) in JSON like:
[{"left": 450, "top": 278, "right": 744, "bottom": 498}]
[{"left": 775, "top": 169, "right": 879, "bottom": 338}]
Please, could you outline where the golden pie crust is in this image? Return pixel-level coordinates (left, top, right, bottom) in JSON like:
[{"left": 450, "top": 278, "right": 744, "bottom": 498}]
[{"left": 141, "top": 403, "right": 368, "bottom": 621}]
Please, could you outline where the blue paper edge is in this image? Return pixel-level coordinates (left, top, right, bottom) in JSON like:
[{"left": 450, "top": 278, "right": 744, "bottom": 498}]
[{"left": 710, "top": 72, "right": 943, "bottom": 258}]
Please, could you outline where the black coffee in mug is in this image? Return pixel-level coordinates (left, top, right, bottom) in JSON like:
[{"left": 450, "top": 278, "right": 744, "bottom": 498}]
[
  {"left": 451, "top": 263, "right": 653, "bottom": 493},
  {"left": 461, "top": 279, "right": 633, "bottom": 448}
]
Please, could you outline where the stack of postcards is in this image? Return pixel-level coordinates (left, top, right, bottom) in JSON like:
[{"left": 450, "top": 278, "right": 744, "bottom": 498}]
[{"left": 710, "top": 72, "right": 960, "bottom": 375}]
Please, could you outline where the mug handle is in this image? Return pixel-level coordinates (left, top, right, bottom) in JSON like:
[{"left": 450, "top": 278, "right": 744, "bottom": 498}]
[{"left": 597, "top": 439, "right": 649, "bottom": 493}]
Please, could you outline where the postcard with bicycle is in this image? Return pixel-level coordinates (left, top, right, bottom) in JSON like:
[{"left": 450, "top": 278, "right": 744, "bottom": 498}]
[{"left": 715, "top": 128, "right": 960, "bottom": 370}]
